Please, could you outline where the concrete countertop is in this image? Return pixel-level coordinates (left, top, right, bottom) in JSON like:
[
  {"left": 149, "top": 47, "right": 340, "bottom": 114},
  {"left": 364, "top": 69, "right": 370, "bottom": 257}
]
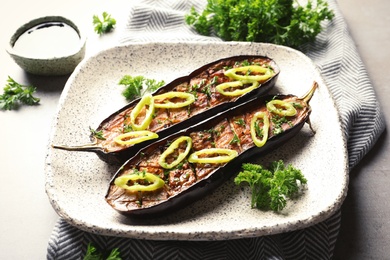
[
  {"left": 0, "top": 0, "right": 388, "bottom": 259},
  {"left": 335, "top": 0, "right": 389, "bottom": 258}
]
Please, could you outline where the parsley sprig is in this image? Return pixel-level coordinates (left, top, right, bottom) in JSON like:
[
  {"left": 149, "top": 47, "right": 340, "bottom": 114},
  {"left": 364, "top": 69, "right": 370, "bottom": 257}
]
[
  {"left": 185, "top": 0, "right": 334, "bottom": 48},
  {"left": 84, "top": 243, "right": 121, "bottom": 260},
  {"left": 93, "top": 12, "right": 116, "bottom": 35},
  {"left": 89, "top": 127, "right": 106, "bottom": 140},
  {"left": 234, "top": 160, "right": 307, "bottom": 211},
  {"left": 0, "top": 76, "right": 40, "bottom": 110},
  {"left": 118, "top": 75, "right": 165, "bottom": 101}
]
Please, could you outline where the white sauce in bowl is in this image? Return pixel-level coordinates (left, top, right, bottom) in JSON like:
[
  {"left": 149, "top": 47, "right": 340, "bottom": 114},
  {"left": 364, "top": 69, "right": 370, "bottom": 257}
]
[{"left": 12, "top": 22, "right": 81, "bottom": 59}]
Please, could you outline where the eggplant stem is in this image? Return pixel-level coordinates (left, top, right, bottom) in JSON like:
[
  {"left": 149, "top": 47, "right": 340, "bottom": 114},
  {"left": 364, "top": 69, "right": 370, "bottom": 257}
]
[
  {"left": 301, "top": 81, "right": 318, "bottom": 104},
  {"left": 300, "top": 81, "right": 318, "bottom": 135},
  {"left": 52, "top": 143, "right": 101, "bottom": 152}
]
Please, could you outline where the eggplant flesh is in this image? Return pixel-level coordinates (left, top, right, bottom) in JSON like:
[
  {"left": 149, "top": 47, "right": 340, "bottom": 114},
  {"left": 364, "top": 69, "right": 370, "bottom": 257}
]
[
  {"left": 53, "top": 55, "right": 280, "bottom": 164},
  {"left": 105, "top": 82, "right": 318, "bottom": 217}
]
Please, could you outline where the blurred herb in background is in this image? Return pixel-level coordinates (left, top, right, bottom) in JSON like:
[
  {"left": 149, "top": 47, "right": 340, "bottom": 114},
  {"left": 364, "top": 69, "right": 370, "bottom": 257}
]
[
  {"left": 84, "top": 243, "right": 121, "bottom": 260},
  {"left": 185, "top": 0, "right": 334, "bottom": 48},
  {"left": 93, "top": 12, "right": 116, "bottom": 35}
]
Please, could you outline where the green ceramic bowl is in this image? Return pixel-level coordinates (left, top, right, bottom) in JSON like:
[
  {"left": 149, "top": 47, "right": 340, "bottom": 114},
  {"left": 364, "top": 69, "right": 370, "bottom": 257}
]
[{"left": 6, "top": 16, "right": 86, "bottom": 76}]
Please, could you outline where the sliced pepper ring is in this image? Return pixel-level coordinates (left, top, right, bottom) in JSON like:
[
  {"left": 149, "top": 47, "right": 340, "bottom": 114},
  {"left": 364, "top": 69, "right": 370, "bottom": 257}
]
[
  {"left": 224, "top": 65, "right": 273, "bottom": 82},
  {"left": 113, "top": 130, "right": 158, "bottom": 146},
  {"left": 158, "top": 136, "right": 192, "bottom": 169},
  {"left": 130, "top": 94, "right": 155, "bottom": 131},
  {"left": 154, "top": 92, "right": 196, "bottom": 108},
  {"left": 188, "top": 148, "right": 238, "bottom": 164},
  {"left": 114, "top": 172, "right": 165, "bottom": 192},
  {"left": 250, "top": 111, "right": 270, "bottom": 147},
  {"left": 266, "top": 99, "right": 297, "bottom": 116},
  {"left": 216, "top": 80, "right": 259, "bottom": 97}
]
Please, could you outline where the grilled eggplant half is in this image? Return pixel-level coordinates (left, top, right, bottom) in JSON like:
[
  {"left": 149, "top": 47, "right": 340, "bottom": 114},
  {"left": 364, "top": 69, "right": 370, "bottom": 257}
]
[
  {"left": 53, "top": 55, "right": 280, "bottom": 164},
  {"left": 105, "top": 82, "right": 318, "bottom": 217}
]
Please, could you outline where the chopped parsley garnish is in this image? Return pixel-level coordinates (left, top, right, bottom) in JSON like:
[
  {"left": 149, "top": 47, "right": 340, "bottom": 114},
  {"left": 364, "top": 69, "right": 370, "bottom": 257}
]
[
  {"left": 89, "top": 127, "right": 106, "bottom": 140},
  {"left": 271, "top": 115, "right": 291, "bottom": 135},
  {"left": 234, "top": 118, "right": 246, "bottom": 126},
  {"left": 230, "top": 133, "right": 240, "bottom": 145},
  {"left": 241, "top": 60, "right": 251, "bottom": 66},
  {"left": 254, "top": 122, "right": 264, "bottom": 138},
  {"left": 211, "top": 76, "right": 219, "bottom": 85},
  {"left": 123, "top": 124, "right": 133, "bottom": 133},
  {"left": 201, "top": 83, "right": 212, "bottom": 98}
]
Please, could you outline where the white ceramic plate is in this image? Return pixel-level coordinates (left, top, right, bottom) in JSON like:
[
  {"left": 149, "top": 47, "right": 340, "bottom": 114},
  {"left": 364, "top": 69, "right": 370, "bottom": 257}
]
[{"left": 45, "top": 42, "right": 348, "bottom": 240}]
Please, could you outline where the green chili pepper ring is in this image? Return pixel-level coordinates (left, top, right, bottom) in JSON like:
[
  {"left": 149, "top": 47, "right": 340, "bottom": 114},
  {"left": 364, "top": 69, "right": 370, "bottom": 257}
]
[
  {"left": 158, "top": 136, "right": 193, "bottom": 169},
  {"left": 266, "top": 99, "right": 297, "bottom": 116},
  {"left": 113, "top": 130, "right": 158, "bottom": 146},
  {"left": 188, "top": 148, "right": 238, "bottom": 164},
  {"left": 154, "top": 92, "right": 196, "bottom": 108},
  {"left": 224, "top": 65, "right": 273, "bottom": 82},
  {"left": 216, "top": 80, "right": 259, "bottom": 97},
  {"left": 250, "top": 111, "right": 270, "bottom": 147},
  {"left": 130, "top": 94, "right": 155, "bottom": 130},
  {"left": 115, "top": 172, "right": 165, "bottom": 192}
]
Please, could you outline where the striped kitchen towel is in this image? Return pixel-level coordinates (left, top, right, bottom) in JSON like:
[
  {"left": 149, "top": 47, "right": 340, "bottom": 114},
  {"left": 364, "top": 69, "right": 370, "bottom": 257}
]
[{"left": 47, "top": 0, "right": 386, "bottom": 259}]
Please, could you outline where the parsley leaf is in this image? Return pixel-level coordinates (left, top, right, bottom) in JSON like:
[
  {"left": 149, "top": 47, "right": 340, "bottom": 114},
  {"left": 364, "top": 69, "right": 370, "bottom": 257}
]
[
  {"left": 118, "top": 75, "right": 165, "bottom": 101},
  {"left": 234, "top": 160, "right": 307, "bottom": 211},
  {"left": 0, "top": 76, "right": 40, "bottom": 110},
  {"left": 93, "top": 12, "right": 116, "bottom": 35},
  {"left": 84, "top": 243, "right": 121, "bottom": 260},
  {"left": 89, "top": 127, "right": 106, "bottom": 140},
  {"left": 185, "top": 0, "right": 334, "bottom": 48}
]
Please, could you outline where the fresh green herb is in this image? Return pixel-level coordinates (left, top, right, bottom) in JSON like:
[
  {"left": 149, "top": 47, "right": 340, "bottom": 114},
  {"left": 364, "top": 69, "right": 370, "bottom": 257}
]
[
  {"left": 185, "top": 0, "right": 334, "bottom": 48},
  {"left": 93, "top": 12, "right": 116, "bottom": 35},
  {"left": 230, "top": 133, "right": 240, "bottom": 145},
  {"left": 241, "top": 60, "right": 251, "bottom": 66},
  {"left": 234, "top": 118, "right": 246, "bottom": 127},
  {"left": 118, "top": 75, "right": 165, "bottom": 101},
  {"left": 189, "top": 83, "right": 199, "bottom": 92},
  {"left": 270, "top": 115, "right": 286, "bottom": 134},
  {"left": 211, "top": 76, "right": 219, "bottom": 85},
  {"left": 201, "top": 84, "right": 212, "bottom": 98},
  {"left": 234, "top": 160, "right": 307, "bottom": 212},
  {"left": 271, "top": 115, "right": 291, "bottom": 135},
  {"left": 84, "top": 242, "right": 121, "bottom": 260},
  {"left": 188, "top": 84, "right": 199, "bottom": 100},
  {"left": 0, "top": 76, "right": 40, "bottom": 110},
  {"left": 89, "top": 127, "right": 106, "bottom": 140},
  {"left": 292, "top": 102, "right": 304, "bottom": 109},
  {"left": 254, "top": 122, "right": 264, "bottom": 138},
  {"left": 122, "top": 114, "right": 133, "bottom": 132},
  {"left": 123, "top": 124, "right": 133, "bottom": 133}
]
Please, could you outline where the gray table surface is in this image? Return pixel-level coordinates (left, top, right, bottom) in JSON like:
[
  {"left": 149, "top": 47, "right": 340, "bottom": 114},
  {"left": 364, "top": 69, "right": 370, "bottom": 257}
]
[{"left": 0, "top": 0, "right": 388, "bottom": 259}]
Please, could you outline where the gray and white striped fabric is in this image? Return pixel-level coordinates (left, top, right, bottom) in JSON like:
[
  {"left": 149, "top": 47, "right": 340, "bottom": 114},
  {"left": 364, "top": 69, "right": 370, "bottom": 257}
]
[{"left": 47, "top": 0, "right": 386, "bottom": 259}]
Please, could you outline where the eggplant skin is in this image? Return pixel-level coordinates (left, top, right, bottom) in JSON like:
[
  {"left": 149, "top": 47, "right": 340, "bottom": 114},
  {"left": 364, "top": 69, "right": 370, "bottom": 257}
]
[
  {"left": 93, "top": 55, "right": 280, "bottom": 164},
  {"left": 105, "top": 91, "right": 314, "bottom": 218}
]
